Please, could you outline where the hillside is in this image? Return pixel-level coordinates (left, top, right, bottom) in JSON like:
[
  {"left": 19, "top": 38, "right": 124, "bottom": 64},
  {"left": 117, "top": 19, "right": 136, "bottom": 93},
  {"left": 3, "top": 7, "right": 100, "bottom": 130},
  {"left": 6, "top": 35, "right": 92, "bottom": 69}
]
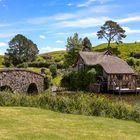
[
  {"left": 40, "top": 50, "right": 66, "bottom": 58},
  {"left": 0, "top": 107, "right": 140, "bottom": 140},
  {"left": 39, "top": 50, "right": 66, "bottom": 62},
  {"left": 39, "top": 43, "right": 140, "bottom": 62},
  {"left": 93, "top": 42, "right": 140, "bottom": 60}
]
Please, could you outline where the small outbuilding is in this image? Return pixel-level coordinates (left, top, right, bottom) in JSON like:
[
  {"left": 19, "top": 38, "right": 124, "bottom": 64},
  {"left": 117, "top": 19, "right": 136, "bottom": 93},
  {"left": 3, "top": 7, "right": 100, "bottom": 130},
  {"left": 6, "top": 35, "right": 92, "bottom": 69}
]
[{"left": 76, "top": 50, "right": 139, "bottom": 93}]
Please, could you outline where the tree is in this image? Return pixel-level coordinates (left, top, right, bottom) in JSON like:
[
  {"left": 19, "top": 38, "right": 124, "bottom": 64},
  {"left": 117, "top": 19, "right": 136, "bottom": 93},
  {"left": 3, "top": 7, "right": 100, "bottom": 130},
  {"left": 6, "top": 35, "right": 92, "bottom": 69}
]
[
  {"left": 64, "top": 33, "right": 82, "bottom": 67},
  {"left": 97, "top": 20, "right": 126, "bottom": 48},
  {"left": 4, "top": 34, "right": 39, "bottom": 66},
  {"left": 82, "top": 37, "right": 92, "bottom": 51}
]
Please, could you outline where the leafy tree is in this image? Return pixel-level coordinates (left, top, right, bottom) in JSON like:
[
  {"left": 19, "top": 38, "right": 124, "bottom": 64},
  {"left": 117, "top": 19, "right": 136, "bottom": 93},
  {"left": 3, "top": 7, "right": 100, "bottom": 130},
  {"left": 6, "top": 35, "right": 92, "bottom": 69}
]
[
  {"left": 4, "top": 34, "right": 39, "bottom": 66},
  {"left": 82, "top": 37, "right": 92, "bottom": 51},
  {"left": 64, "top": 33, "right": 82, "bottom": 67},
  {"left": 97, "top": 20, "right": 126, "bottom": 48}
]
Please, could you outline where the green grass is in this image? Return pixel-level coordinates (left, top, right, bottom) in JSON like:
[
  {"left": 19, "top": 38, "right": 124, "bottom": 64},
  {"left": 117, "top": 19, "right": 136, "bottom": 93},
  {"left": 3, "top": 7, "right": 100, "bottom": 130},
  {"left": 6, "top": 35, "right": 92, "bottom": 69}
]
[
  {"left": 27, "top": 67, "right": 50, "bottom": 73},
  {"left": 93, "top": 42, "right": 140, "bottom": 60},
  {"left": 52, "top": 75, "right": 62, "bottom": 86},
  {"left": 0, "top": 107, "right": 140, "bottom": 140},
  {"left": 0, "top": 55, "right": 4, "bottom": 67},
  {"left": 41, "top": 50, "right": 66, "bottom": 58},
  {"left": 27, "top": 67, "right": 41, "bottom": 73},
  {"left": 39, "top": 50, "right": 66, "bottom": 62}
]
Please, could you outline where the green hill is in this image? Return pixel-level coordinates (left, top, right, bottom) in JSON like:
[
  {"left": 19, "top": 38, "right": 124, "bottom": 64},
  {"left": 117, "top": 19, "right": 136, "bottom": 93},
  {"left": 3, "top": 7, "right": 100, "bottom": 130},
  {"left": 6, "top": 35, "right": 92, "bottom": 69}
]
[
  {"left": 93, "top": 42, "right": 140, "bottom": 60},
  {"left": 0, "top": 107, "right": 140, "bottom": 140},
  {"left": 40, "top": 50, "right": 66, "bottom": 60},
  {"left": 39, "top": 43, "right": 140, "bottom": 63},
  {"left": 41, "top": 50, "right": 66, "bottom": 57},
  {"left": 39, "top": 50, "right": 66, "bottom": 65}
]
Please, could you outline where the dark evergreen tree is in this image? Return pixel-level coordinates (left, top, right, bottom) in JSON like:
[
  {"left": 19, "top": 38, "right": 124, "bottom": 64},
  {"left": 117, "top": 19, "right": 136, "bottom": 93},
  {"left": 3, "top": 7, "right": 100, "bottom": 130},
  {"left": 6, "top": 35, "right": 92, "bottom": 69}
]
[{"left": 82, "top": 37, "right": 92, "bottom": 51}]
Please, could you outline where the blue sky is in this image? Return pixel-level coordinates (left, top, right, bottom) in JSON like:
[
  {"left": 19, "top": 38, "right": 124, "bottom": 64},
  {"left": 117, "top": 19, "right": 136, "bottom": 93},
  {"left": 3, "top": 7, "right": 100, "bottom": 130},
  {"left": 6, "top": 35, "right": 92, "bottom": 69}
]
[{"left": 0, "top": 0, "right": 140, "bottom": 54}]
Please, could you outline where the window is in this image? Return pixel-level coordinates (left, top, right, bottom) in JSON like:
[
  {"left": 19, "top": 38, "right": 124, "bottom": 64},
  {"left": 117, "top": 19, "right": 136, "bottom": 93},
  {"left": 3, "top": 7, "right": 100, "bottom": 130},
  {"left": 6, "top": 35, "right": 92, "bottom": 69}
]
[
  {"left": 78, "top": 64, "right": 84, "bottom": 71},
  {"left": 117, "top": 74, "right": 123, "bottom": 80}
]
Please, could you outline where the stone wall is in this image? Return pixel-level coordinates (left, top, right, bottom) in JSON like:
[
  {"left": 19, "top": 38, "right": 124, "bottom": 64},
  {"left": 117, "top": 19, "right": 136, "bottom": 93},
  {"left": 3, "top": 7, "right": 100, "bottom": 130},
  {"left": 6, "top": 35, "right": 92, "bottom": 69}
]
[{"left": 0, "top": 68, "right": 45, "bottom": 93}]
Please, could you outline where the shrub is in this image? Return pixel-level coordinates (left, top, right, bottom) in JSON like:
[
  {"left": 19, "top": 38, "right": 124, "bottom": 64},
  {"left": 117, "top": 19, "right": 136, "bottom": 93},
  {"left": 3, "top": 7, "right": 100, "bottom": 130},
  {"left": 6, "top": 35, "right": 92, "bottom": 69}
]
[
  {"left": 49, "top": 64, "right": 57, "bottom": 78},
  {"left": 44, "top": 76, "right": 51, "bottom": 90},
  {"left": 126, "top": 57, "right": 135, "bottom": 66},
  {"left": 61, "top": 68, "right": 97, "bottom": 91},
  {"left": 28, "top": 62, "right": 51, "bottom": 68},
  {"left": 16, "top": 62, "right": 52, "bottom": 68},
  {"left": 130, "top": 52, "right": 140, "bottom": 58}
]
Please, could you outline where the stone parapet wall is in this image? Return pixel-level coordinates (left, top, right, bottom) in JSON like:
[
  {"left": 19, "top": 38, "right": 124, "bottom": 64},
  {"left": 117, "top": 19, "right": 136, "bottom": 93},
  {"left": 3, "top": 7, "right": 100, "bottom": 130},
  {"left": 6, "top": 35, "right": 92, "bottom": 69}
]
[{"left": 0, "top": 68, "right": 45, "bottom": 93}]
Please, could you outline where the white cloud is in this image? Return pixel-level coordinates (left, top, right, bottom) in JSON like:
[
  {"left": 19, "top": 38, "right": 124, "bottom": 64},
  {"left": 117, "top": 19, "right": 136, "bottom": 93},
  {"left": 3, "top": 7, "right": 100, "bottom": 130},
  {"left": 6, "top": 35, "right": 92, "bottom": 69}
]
[
  {"left": 56, "top": 40, "right": 64, "bottom": 44},
  {"left": 55, "top": 32, "right": 69, "bottom": 35},
  {"left": 26, "top": 4, "right": 114, "bottom": 28},
  {"left": 27, "top": 13, "right": 76, "bottom": 25},
  {"left": 67, "top": 3, "right": 73, "bottom": 6},
  {"left": 82, "top": 32, "right": 97, "bottom": 37},
  {"left": 57, "top": 17, "right": 110, "bottom": 28},
  {"left": 0, "top": 33, "right": 17, "bottom": 38},
  {"left": 0, "top": 23, "right": 11, "bottom": 27},
  {"left": 117, "top": 16, "right": 140, "bottom": 23},
  {"left": 0, "top": 51, "right": 5, "bottom": 55},
  {"left": 54, "top": 13, "right": 76, "bottom": 20},
  {"left": 77, "top": 0, "right": 113, "bottom": 7},
  {"left": 40, "top": 46, "right": 65, "bottom": 53},
  {"left": 0, "top": 42, "right": 8, "bottom": 47},
  {"left": 77, "top": 0, "right": 96, "bottom": 7},
  {"left": 122, "top": 26, "right": 140, "bottom": 34},
  {"left": 39, "top": 35, "right": 46, "bottom": 39}
]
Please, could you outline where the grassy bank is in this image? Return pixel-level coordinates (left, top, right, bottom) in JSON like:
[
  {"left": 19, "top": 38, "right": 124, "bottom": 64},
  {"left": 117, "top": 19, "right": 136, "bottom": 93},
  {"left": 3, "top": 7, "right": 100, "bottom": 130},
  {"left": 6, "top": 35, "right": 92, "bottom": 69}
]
[
  {"left": 0, "top": 107, "right": 140, "bottom": 140},
  {"left": 0, "top": 92, "right": 139, "bottom": 123}
]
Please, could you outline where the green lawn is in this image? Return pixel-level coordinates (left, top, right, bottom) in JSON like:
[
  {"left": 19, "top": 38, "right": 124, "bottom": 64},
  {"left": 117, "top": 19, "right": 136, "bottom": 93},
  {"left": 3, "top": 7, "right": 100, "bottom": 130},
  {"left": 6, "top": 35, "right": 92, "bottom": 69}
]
[{"left": 0, "top": 107, "right": 140, "bottom": 140}]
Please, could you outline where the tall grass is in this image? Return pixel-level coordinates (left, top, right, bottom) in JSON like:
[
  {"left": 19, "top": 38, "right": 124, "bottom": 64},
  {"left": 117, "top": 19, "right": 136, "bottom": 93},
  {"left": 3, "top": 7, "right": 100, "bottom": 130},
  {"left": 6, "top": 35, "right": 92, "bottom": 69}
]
[{"left": 0, "top": 91, "right": 139, "bottom": 123}]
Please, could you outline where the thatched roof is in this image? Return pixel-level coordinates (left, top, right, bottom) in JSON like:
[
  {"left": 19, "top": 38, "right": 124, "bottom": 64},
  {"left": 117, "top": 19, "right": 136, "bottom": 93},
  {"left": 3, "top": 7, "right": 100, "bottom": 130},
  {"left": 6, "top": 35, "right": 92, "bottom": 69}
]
[{"left": 79, "top": 51, "right": 135, "bottom": 74}]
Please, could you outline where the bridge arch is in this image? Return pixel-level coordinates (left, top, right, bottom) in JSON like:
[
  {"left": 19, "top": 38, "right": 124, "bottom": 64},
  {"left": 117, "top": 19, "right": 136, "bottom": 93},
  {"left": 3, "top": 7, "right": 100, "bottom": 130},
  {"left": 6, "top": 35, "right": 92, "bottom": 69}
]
[
  {"left": 0, "top": 85, "right": 13, "bottom": 92},
  {"left": 27, "top": 83, "right": 38, "bottom": 94},
  {"left": 0, "top": 68, "right": 45, "bottom": 93}
]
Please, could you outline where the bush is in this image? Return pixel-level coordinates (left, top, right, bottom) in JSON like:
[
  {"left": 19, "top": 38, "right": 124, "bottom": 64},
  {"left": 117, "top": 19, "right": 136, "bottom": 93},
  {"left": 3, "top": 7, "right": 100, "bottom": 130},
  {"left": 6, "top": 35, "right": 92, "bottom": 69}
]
[
  {"left": 44, "top": 76, "right": 51, "bottom": 90},
  {"left": 49, "top": 64, "right": 57, "bottom": 78},
  {"left": 61, "top": 68, "right": 97, "bottom": 91},
  {"left": 127, "top": 57, "right": 136, "bottom": 66},
  {"left": 130, "top": 52, "right": 140, "bottom": 58},
  {"left": 16, "top": 62, "right": 52, "bottom": 68},
  {"left": 28, "top": 62, "right": 51, "bottom": 68}
]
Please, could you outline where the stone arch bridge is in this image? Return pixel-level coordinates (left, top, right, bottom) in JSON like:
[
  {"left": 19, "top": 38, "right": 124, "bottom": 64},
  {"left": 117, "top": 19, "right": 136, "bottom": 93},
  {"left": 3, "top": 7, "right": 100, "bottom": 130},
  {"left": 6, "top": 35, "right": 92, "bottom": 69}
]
[{"left": 0, "top": 68, "right": 45, "bottom": 93}]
